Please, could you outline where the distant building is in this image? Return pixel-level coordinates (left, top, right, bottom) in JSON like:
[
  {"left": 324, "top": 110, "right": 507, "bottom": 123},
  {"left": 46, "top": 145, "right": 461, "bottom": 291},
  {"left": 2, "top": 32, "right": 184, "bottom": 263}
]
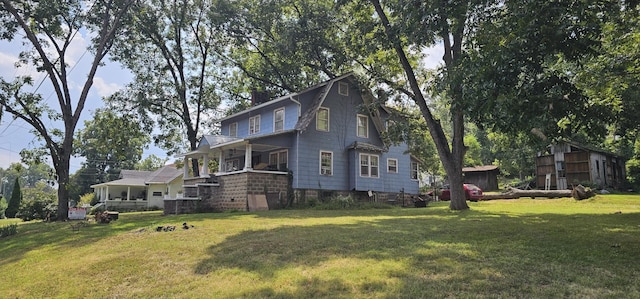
[
  {"left": 91, "top": 165, "right": 183, "bottom": 211},
  {"left": 536, "top": 141, "right": 626, "bottom": 190},
  {"left": 463, "top": 165, "right": 499, "bottom": 191}
]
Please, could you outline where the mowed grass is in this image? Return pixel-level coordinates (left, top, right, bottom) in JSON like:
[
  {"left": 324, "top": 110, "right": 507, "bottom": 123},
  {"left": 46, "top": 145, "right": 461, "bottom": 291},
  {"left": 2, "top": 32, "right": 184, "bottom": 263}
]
[{"left": 1, "top": 195, "right": 639, "bottom": 298}]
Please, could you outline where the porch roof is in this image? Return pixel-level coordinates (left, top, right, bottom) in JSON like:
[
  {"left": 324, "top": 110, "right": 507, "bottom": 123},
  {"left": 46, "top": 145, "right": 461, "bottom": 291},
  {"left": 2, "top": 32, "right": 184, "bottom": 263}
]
[
  {"left": 91, "top": 177, "right": 147, "bottom": 188},
  {"left": 179, "top": 130, "right": 295, "bottom": 158}
]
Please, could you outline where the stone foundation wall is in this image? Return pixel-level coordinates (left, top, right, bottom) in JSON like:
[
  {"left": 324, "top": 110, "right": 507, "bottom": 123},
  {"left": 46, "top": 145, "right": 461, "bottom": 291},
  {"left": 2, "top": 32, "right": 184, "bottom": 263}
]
[
  {"left": 198, "top": 171, "right": 289, "bottom": 212},
  {"left": 168, "top": 171, "right": 419, "bottom": 214},
  {"left": 163, "top": 199, "right": 200, "bottom": 215}
]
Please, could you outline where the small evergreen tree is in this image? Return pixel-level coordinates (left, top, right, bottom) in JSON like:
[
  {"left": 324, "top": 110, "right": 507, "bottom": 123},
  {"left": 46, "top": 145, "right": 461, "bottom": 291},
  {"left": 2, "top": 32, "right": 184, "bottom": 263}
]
[{"left": 6, "top": 178, "right": 21, "bottom": 218}]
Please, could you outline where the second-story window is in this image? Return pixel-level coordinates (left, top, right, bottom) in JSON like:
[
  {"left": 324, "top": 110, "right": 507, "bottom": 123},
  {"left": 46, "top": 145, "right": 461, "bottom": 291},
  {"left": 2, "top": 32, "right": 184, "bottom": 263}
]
[
  {"left": 316, "top": 107, "right": 329, "bottom": 131},
  {"left": 229, "top": 122, "right": 237, "bottom": 137},
  {"left": 274, "top": 108, "right": 284, "bottom": 132},
  {"left": 357, "top": 114, "right": 368, "bottom": 138},
  {"left": 249, "top": 115, "right": 260, "bottom": 135}
]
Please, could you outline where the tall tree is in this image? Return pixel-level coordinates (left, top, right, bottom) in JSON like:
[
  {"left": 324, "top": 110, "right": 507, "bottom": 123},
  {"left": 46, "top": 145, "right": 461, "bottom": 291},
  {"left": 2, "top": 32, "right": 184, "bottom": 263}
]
[
  {"left": 110, "top": 0, "right": 228, "bottom": 176},
  {"left": 0, "top": 0, "right": 136, "bottom": 220},
  {"left": 6, "top": 178, "right": 21, "bottom": 218},
  {"left": 362, "top": 0, "right": 475, "bottom": 209}
]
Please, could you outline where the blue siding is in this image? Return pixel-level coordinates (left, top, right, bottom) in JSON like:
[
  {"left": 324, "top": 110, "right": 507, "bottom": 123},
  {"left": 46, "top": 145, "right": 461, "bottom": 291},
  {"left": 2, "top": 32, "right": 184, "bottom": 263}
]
[
  {"left": 221, "top": 100, "right": 300, "bottom": 138},
  {"left": 215, "top": 76, "right": 419, "bottom": 195}
]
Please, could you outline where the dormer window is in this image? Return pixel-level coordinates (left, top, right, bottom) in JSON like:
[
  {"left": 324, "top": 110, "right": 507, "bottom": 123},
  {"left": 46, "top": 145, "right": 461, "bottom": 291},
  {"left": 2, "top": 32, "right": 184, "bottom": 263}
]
[
  {"left": 229, "top": 122, "right": 237, "bottom": 137},
  {"left": 316, "top": 107, "right": 329, "bottom": 132},
  {"left": 274, "top": 108, "right": 284, "bottom": 132},
  {"left": 249, "top": 115, "right": 260, "bottom": 135},
  {"left": 357, "top": 114, "right": 368, "bottom": 138},
  {"left": 338, "top": 82, "right": 349, "bottom": 96}
]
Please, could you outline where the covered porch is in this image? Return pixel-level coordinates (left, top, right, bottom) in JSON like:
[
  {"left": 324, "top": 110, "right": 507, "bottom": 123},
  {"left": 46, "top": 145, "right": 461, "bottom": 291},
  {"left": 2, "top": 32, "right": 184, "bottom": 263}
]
[
  {"left": 170, "top": 135, "right": 293, "bottom": 214},
  {"left": 92, "top": 181, "right": 149, "bottom": 211},
  {"left": 180, "top": 134, "right": 293, "bottom": 180}
]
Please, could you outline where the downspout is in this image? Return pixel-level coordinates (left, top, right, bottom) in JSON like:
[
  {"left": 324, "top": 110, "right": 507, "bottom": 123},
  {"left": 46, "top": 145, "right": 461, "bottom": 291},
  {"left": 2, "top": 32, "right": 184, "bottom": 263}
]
[
  {"left": 288, "top": 95, "right": 301, "bottom": 117},
  {"left": 290, "top": 94, "right": 301, "bottom": 190},
  {"left": 296, "top": 131, "right": 300, "bottom": 189}
]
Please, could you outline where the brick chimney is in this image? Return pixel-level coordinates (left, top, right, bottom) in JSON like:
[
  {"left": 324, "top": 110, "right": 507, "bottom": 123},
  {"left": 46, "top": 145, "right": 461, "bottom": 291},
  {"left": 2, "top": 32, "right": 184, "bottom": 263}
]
[{"left": 251, "top": 89, "right": 269, "bottom": 106}]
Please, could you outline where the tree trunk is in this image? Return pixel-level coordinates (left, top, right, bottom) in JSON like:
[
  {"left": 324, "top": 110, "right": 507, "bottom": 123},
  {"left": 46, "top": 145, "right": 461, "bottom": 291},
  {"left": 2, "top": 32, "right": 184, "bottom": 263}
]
[
  {"left": 369, "top": 0, "right": 469, "bottom": 210},
  {"left": 56, "top": 154, "right": 71, "bottom": 220},
  {"left": 482, "top": 186, "right": 596, "bottom": 200},
  {"left": 187, "top": 126, "right": 200, "bottom": 177}
]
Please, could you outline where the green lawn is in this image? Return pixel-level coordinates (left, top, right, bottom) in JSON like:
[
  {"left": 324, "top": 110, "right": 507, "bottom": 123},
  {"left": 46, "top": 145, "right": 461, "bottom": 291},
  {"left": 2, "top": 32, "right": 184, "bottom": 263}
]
[{"left": 1, "top": 195, "right": 639, "bottom": 298}]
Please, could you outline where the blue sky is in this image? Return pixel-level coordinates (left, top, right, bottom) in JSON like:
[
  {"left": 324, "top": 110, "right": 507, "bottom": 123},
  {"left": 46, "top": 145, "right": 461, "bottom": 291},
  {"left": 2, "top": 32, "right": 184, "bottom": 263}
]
[{"left": 0, "top": 33, "right": 169, "bottom": 173}]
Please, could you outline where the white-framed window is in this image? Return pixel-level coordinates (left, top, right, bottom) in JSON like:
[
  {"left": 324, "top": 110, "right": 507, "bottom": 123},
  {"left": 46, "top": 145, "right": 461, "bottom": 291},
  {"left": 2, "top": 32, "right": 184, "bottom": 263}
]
[
  {"left": 357, "top": 114, "right": 368, "bottom": 138},
  {"left": 387, "top": 158, "right": 398, "bottom": 173},
  {"left": 338, "top": 81, "right": 349, "bottom": 96},
  {"left": 411, "top": 161, "right": 419, "bottom": 180},
  {"left": 229, "top": 122, "right": 238, "bottom": 137},
  {"left": 360, "top": 154, "right": 379, "bottom": 178},
  {"left": 316, "top": 107, "right": 329, "bottom": 132},
  {"left": 320, "top": 151, "right": 333, "bottom": 175},
  {"left": 249, "top": 115, "right": 260, "bottom": 135},
  {"left": 226, "top": 159, "right": 240, "bottom": 172},
  {"left": 269, "top": 150, "right": 288, "bottom": 171},
  {"left": 274, "top": 108, "right": 284, "bottom": 132}
]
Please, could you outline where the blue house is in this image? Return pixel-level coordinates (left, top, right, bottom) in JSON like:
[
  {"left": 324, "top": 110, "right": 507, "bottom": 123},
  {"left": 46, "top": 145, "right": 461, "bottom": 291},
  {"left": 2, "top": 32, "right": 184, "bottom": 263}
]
[{"left": 170, "top": 74, "right": 420, "bottom": 213}]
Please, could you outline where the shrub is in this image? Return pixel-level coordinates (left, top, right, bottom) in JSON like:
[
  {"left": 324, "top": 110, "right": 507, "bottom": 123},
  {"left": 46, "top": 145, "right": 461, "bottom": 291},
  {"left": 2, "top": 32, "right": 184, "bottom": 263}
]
[
  {"left": 94, "top": 211, "right": 112, "bottom": 224},
  {"left": 13, "top": 182, "right": 58, "bottom": 221},
  {"left": 312, "top": 195, "right": 357, "bottom": 210},
  {"left": 16, "top": 191, "right": 58, "bottom": 221},
  {"left": 79, "top": 193, "right": 97, "bottom": 207},
  {"left": 0, "top": 223, "right": 18, "bottom": 238}
]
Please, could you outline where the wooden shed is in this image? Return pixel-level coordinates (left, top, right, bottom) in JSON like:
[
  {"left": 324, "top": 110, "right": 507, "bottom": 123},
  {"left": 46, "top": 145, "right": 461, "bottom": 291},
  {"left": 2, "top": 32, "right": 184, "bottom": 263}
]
[
  {"left": 536, "top": 141, "right": 626, "bottom": 190},
  {"left": 463, "top": 165, "right": 500, "bottom": 191}
]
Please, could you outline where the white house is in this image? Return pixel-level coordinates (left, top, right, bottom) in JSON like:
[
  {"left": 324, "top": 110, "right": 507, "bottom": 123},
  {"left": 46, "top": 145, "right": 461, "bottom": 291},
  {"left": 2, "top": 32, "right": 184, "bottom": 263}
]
[{"left": 91, "top": 164, "right": 183, "bottom": 210}]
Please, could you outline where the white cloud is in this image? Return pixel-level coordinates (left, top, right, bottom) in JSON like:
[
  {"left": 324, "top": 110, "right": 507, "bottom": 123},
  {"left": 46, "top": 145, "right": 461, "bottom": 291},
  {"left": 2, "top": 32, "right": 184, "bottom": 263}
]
[
  {"left": 92, "top": 76, "right": 122, "bottom": 98},
  {"left": 0, "top": 51, "right": 17, "bottom": 68},
  {"left": 422, "top": 44, "right": 444, "bottom": 69}
]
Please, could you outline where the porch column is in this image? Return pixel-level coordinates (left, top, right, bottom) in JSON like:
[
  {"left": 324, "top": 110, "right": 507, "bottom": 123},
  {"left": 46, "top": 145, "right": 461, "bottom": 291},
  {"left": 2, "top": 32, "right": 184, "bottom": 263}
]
[
  {"left": 201, "top": 154, "right": 210, "bottom": 177},
  {"left": 183, "top": 156, "right": 189, "bottom": 178},
  {"left": 127, "top": 187, "right": 131, "bottom": 200},
  {"left": 105, "top": 186, "right": 109, "bottom": 210},
  {"left": 218, "top": 150, "right": 224, "bottom": 172},
  {"left": 244, "top": 143, "right": 252, "bottom": 170}
]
